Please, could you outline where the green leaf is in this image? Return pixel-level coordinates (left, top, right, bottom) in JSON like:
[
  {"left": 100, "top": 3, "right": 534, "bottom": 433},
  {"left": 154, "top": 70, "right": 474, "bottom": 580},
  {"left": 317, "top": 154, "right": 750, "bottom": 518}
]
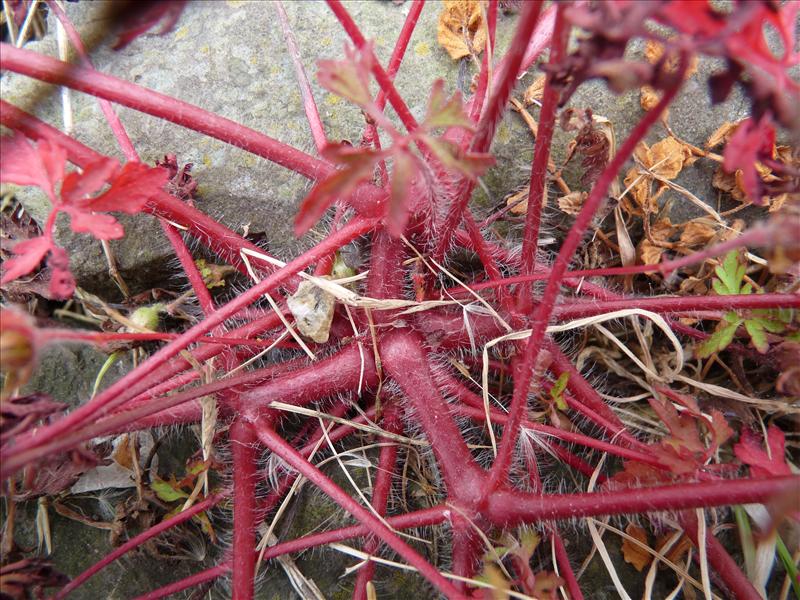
[
  {"left": 696, "top": 317, "right": 742, "bottom": 358},
  {"left": 151, "top": 477, "right": 189, "bottom": 503},
  {"left": 744, "top": 319, "right": 769, "bottom": 353},
  {"left": 712, "top": 250, "right": 747, "bottom": 295},
  {"left": 549, "top": 372, "right": 569, "bottom": 411},
  {"left": 423, "top": 79, "right": 474, "bottom": 130}
]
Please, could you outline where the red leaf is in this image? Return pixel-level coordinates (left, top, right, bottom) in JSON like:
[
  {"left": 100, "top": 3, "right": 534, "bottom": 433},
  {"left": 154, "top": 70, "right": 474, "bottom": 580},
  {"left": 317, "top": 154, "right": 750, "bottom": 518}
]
[
  {"left": 294, "top": 153, "right": 380, "bottom": 236},
  {"left": 60, "top": 157, "right": 120, "bottom": 204},
  {"left": 112, "top": 0, "right": 188, "bottom": 50},
  {"left": 424, "top": 79, "right": 474, "bottom": 130},
  {"left": 0, "top": 236, "right": 51, "bottom": 285},
  {"left": 85, "top": 162, "right": 169, "bottom": 213},
  {"left": 64, "top": 208, "right": 124, "bottom": 240},
  {"left": 317, "top": 44, "right": 374, "bottom": 107},
  {"left": 734, "top": 425, "right": 791, "bottom": 478},
  {"left": 723, "top": 116, "right": 775, "bottom": 205},
  {"left": 47, "top": 246, "right": 75, "bottom": 299},
  {"left": 0, "top": 134, "right": 65, "bottom": 202}
]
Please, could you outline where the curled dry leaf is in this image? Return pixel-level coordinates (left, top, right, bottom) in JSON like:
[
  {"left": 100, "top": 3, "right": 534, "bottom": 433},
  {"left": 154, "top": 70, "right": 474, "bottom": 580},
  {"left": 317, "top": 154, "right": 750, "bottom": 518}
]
[
  {"left": 506, "top": 187, "right": 530, "bottom": 215},
  {"left": 557, "top": 191, "right": 586, "bottom": 215},
  {"left": 621, "top": 523, "right": 652, "bottom": 572},
  {"left": 437, "top": 0, "right": 487, "bottom": 61},
  {"left": 523, "top": 74, "right": 546, "bottom": 105},
  {"left": 623, "top": 136, "right": 696, "bottom": 214},
  {"left": 637, "top": 218, "right": 674, "bottom": 265},
  {"left": 678, "top": 220, "right": 717, "bottom": 249},
  {"left": 706, "top": 120, "right": 741, "bottom": 149}
]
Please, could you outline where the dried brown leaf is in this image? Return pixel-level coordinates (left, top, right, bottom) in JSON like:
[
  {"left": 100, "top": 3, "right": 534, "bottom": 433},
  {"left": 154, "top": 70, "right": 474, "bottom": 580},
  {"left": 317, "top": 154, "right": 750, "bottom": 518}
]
[
  {"left": 640, "top": 85, "right": 662, "bottom": 112},
  {"left": 437, "top": 0, "right": 487, "bottom": 61},
  {"left": 557, "top": 191, "right": 586, "bottom": 215},
  {"left": 706, "top": 120, "right": 741, "bottom": 149},
  {"left": 679, "top": 220, "right": 716, "bottom": 248},
  {"left": 506, "top": 187, "right": 529, "bottom": 215},
  {"left": 649, "top": 136, "right": 694, "bottom": 180},
  {"left": 523, "top": 74, "right": 546, "bottom": 105},
  {"left": 622, "top": 523, "right": 652, "bottom": 572}
]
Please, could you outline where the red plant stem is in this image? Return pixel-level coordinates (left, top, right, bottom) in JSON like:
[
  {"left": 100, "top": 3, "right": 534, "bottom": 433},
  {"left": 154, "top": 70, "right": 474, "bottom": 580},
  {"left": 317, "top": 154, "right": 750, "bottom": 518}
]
[
  {"left": 2, "top": 217, "right": 376, "bottom": 475},
  {"left": 679, "top": 511, "right": 762, "bottom": 600},
  {"left": 433, "top": 0, "right": 542, "bottom": 262},
  {"left": 56, "top": 492, "right": 227, "bottom": 598},
  {"left": 39, "top": 328, "right": 292, "bottom": 349},
  {"left": 550, "top": 530, "right": 584, "bottom": 600},
  {"left": 470, "top": 1, "right": 543, "bottom": 154},
  {"left": 352, "top": 403, "right": 402, "bottom": 600},
  {"left": 550, "top": 442, "right": 606, "bottom": 482},
  {"left": 450, "top": 515, "right": 482, "bottom": 592},
  {"left": 485, "top": 475, "right": 799, "bottom": 527},
  {"left": 361, "top": 0, "right": 425, "bottom": 149},
  {"left": 258, "top": 506, "right": 449, "bottom": 561},
  {"left": 238, "top": 341, "right": 378, "bottom": 414},
  {"left": 488, "top": 64, "right": 686, "bottom": 491},
  {"left": 47, "top": 0, "right": 138, "bottom": 161},
  {"left": 381, "top": 330, "right": 485, "bottom": 501},
  {"left": 518, "top": 4, "right": 569, "bottom": 311},
  {"left": 0, "top": 99, "right": 102, "bottom": 166},
  {"left": 275, "top": 0, "right": 327, "bottom": 153},
  {"left": 453, "top": 403, "right": 660, "bottom": 468},
  {"left": 463, "top": 210, "right": 509, "bottom": 309},
  {"left": 230, "top": 419, "right": 258, "bottom": 600},
  {"left": 434, "top": 1, "right": 543, "bottom": 263},
  {"left": 326, "top": 0, "right": 420, "bottom": 134},
  {"left": 546, "top": 344, "right": 636, "bottom": 443},
  {"left": 251, "top": 419, "right": 468, "bottom": 600},
  {"left": 132, "top": 564, "right": 231, "bottom": 600},
  {"left": 552, "top": 292, "right": 800, "bottom": 319},
  {"left": 468, "top": 0, "right": 498, "bottom": 122}
]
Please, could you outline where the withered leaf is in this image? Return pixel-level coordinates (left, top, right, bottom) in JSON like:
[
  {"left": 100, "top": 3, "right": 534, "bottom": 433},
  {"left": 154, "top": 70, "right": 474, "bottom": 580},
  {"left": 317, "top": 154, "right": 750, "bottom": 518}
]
[
  {"left": 523, "top": 74, "right": 546, "bottom": 106},
  {"left": 437, "top": 0, "right": 487, "bottom": 61},
  {"left": 621, "top": 523, "right": 652, "bottom": 572},
  {"left": 506, "top": 187, "right": 529, "bottom": 215},
  {"left": 706, "top": 120, "right": 741, "bottom": 149},
  {"left": 649, "top": 136, "right": 695, "bottom": 180},
  {"left": 0, "top": 558, "right": 69, "bottom": 599},
  {"left": 287, "top": 279, "right": 336, "bottom": 344},
  {"left": 557, "top": 191, "right": 586, "bottom": 215},
  {"left": 679, "top": 220, "right": 716, "bottom": 248}
]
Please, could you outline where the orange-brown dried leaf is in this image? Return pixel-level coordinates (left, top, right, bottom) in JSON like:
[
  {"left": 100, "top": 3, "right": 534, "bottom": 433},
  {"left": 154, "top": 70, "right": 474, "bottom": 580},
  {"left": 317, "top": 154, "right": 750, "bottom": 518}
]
[
  {"left": 706, "top": 120, "right": 741, "bottom": 149},
  {"left": 622, "top": 523, "right": 652, "bottom": 572},
  {"left": 437, "top": 0, "right": 487, "bottom": 61},
  {"left": 644, "top": 39, "right": 697, "bottom": 78},
  {"left": 523, "top": 74, "right": 546, "bottom": 105},
  {"left": 506, "top": 187, "right": 529, "bottom": 215},
  {"left": 640, "top": 85, "right": 662, "bottom": 113},
  {"left": 649, "top": 136, "right": 694, "bottom": 179},
  {"left": 557, "top": 191, "right": 586, "bottom": 215},
  {"left": 623, "top": 167, "right": 654, "bottom": 214},
  {"left": 679, "top": 220, "right": 716, "bottom": 248}
]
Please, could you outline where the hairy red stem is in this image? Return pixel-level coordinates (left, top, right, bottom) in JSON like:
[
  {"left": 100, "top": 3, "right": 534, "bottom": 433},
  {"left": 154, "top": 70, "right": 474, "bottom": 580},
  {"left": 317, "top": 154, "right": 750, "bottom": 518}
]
[
  {"left": 56, "top": 492, "right": 226, "bottom": 598},
  {"left": 518, "top": 4, "right": 569, "bottom": 311},
  {"left": 230, "top": 419, "right": 258, "bottom": 600},
  {"left": 488, "top": 61, "right": 687, "bottom": 490},
  {"left": 251, "top": 418, "right": 468, "bottom": 599},
  {"left": 485, "top": 475, "right": 799, "bottom": 526}
]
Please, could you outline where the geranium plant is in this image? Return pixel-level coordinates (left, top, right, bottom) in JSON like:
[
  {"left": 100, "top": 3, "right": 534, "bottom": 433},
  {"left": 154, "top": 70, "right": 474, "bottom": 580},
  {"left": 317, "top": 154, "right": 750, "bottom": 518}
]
[{"left": 1, "top": 1, "right": 798, "bottom": 599}]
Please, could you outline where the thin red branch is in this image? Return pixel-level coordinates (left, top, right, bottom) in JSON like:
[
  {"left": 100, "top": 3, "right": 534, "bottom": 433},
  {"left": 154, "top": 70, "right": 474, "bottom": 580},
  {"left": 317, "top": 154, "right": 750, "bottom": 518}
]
[
  {"left": 251, "top": 418, "right": 468, "bottom": 600},
  {"left": 488, "top": 57, "right": 688, "bottom": 490},
  {"left": 231, "top": 419, "right": 258, "bottom": 600}
]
